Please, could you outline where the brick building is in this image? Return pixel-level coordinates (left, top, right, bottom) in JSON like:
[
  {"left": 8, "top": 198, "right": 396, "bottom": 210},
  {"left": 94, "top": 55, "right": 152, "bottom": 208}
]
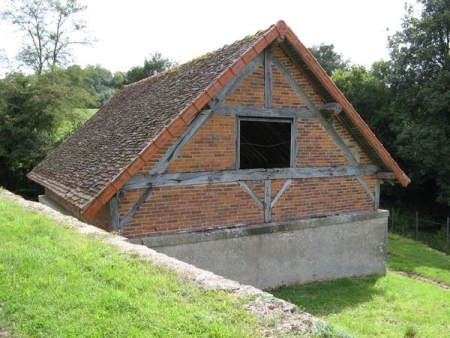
[{"left": 29, "top": 21, "right": 409, "bottom": 288}]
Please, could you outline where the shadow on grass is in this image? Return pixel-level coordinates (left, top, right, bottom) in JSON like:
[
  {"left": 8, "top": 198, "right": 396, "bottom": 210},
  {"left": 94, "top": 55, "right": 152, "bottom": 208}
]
[{"left": 270, "top": 275, "right": 383, "bottom": 317}]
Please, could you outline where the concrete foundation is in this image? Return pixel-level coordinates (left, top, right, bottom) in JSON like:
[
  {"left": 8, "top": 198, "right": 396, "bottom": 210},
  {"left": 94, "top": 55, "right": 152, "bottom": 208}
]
[{"left": 131, "top": 210, "right": 389, "bottom": 289}]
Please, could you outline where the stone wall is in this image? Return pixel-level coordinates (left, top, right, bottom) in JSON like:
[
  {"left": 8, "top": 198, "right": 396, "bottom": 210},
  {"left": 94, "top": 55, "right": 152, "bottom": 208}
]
[{"left": 131, "top": 210, "right": 389, "bottom": 289}]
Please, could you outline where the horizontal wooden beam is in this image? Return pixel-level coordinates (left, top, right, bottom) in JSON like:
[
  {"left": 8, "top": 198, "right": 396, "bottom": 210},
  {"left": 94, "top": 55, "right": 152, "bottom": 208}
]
[
  {"left": 123, "top": 165, "right": 378, "bottom": 190},
  {"left": 214, "top": 105, "right": 314, "bottom": 118},
  {"left": 376, "top": 172, "right": 396, "bottom": 180}
]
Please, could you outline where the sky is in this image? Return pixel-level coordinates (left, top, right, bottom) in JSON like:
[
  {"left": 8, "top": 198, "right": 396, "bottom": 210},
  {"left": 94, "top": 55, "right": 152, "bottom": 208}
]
[{"left": 0, "top": 0, "right": 412, "bottom": 74}]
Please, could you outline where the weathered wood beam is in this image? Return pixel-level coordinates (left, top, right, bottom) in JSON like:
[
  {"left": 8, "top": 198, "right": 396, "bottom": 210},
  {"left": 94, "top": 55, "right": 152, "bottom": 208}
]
[
  {"left": 118, "top": 102, "right": 214, "bottom": 229},
  {"left": 264, "top": 180, "right": 272, "bottom": 222},
  {"left": 150, "top": 109, "right": 213, "bottom": 175},
  {"left": 107, "top": 196, "right": 120, "bottom": 231},
  {"left": 238, "top": 181, "right": 264, "bottom": 210},
  {"left": 376, "top": 172, "right": 396, "bottom": 180},
  {"left": 291, "top": 117, "right": 298, "bottom": 168},
  {"left": 265, "top": 48, "right": 272, "bottom": 108},
  {"left": 278, "top": 42, "right": 329, "bottom": 102},
  {"left": 213, "top": 105, "right": 314, "bottom": 118},
  {"left": 211, "top": 53, "right": 264, "bottom": 108},
  {"left": 119, "top": 186, "right": 153, "bottom": 229},
  {"left": 375, "top": 178, "right": 381, "bottom": 209},
  {"left": 356, "top": 176, "right": 375, "bottom": 202},
  {"left": 270, "top": 54, "right": 378, "bottom": 202},
  {"left": 270, "top": 54, "right": 359, "bottom": 167},
  {"left": 123, "top": 165, "right": 377, "bottom": 190},
  {"left": 271, "top": 179, "right": 292, "bottom": 208}
]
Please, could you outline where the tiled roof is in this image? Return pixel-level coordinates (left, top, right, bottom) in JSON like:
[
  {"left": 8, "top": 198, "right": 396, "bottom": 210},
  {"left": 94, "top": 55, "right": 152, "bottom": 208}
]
[
  {"left": 28, "top": 27, "right": 272, "bottom": 211},
  {"left": 28, "top": 21, "right": 410, "bottom": 221}
]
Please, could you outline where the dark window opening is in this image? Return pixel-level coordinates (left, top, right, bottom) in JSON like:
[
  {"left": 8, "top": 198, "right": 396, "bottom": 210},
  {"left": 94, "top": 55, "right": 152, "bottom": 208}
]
[{"left": 239, "top": 118, "right": 292, "bottom": 169}]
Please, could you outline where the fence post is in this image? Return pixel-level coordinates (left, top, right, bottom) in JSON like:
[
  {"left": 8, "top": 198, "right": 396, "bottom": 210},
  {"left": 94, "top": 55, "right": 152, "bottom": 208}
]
[
  {"left": 446, "top": 217, "right": 449, "bottom": 256},
  {"left": 415, "top": 210, "right": 419, "bottom": 241}
]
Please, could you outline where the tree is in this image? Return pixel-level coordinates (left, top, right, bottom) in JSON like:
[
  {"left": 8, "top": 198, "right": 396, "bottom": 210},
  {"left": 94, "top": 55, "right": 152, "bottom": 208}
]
[
  {"left": 124, "top": 52, "right": 176, "bottom": 84},
  {"left": 0, "top": 70, "right": 94, "bottom": 197},
  {"left": 386, "top": 0, "right": 450, "bottom": 208},
  {"left": 64, "top": 65, "right": 118, "bottom": 108},
  {"left": 1, "top": 0, "right": 93, "bottom": 74},
  {"left": 332, "top": 62, "right": 401, "bottom": 146},
  {"left": 309, "top": 43, "right": 350, "bottom": 76}
]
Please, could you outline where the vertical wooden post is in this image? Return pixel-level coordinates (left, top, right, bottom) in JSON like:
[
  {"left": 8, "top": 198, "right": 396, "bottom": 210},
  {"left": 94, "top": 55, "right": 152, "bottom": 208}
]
[
  {"left": 446, "top": 217, "right": 449, "bottom": 256},
  {"left": 264, "top": 48, "right": 272, "bottom": 108},
  {"left": 375, "top": 179, "right": 381, "bottom": 210},
  {"left": 415, "top": 210, "right": 419, "bottom": 241},
  {"left": 107, "top": 196, "right": 120, "bottom": 232},
  {"left": 264, "top": 180, "right": 272, "bottom": 223}
]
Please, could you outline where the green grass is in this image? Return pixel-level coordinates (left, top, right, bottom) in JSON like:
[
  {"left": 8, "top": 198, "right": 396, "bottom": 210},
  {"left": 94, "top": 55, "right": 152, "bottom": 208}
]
[
  {"left": 273, "top": 234, "right": 450, "bottom": 338},
  {"left": 0, "top": 194, "right": 260, "bottom": 337},
  {"left": 388, "top": 233, "right": 450, "bottom": 285}
]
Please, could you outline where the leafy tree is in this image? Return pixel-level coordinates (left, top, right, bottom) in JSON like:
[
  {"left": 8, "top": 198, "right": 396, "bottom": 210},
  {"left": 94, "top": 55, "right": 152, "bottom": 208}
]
[
  {"left": 1, "top": 0, "right": 93, "bottom": 74},
  {"left": 0, "top": 70, "right": 93, "bottom": 198},
  {"left": 386, "top": 0, "right": 450, "bottom": 207},
  {"left": 332, "top": 62, "right": 400, "bottom": 147},
  {"left": 124, "top": 52, "right": 176, "bottom": 84},
  {"left": 309, "top": 44, "right": 350, "bottom": 76},
  {"left": 64, "top": 65, "right": 118, "bottom": 108},
  {"left": 83, "top": 65, "right": 117, "bottom": 106}
]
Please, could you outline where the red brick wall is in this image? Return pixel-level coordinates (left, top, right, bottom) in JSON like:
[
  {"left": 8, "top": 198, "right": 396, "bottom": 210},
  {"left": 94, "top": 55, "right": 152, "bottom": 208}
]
[
  {"left": 272, "top": 45, "right": 324, "bottom": 108},
  {"left": 166, "top": 115, "right": 235, "bottom": 173},
  {"left": 271, "top": 176, "right": 375, "bottom": 222},
  {"left": 297, "top": 117, "right": 349, "bottom": 167},
  {"left": 224, "top": 65, "right": 265, "bottom": 107},
  {"left": 120, "top": 184, "right": 263, "bottom": 238},
  {"left": 119, "top": 45, "right": 377, "bottom": 239}
]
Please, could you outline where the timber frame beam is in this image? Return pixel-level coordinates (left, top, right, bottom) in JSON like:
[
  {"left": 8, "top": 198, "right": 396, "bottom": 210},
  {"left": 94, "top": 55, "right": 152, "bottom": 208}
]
[
  {"left": 123, "top": 165, "right": 377, "bottom": 190},
  {"left": 270, "top": 54, "right": 378, "bottom": 205},
  {"left": 115, "top": 53, "right": 265, "bottom": 230},
  {"left": 115, "top": 47, "right": 385, "bottom": 230}
]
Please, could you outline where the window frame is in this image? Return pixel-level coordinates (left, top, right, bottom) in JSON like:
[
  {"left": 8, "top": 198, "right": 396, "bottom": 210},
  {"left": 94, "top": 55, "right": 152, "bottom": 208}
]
[{"left": 236, "top": 116, "right": 297, "bottom": 169}]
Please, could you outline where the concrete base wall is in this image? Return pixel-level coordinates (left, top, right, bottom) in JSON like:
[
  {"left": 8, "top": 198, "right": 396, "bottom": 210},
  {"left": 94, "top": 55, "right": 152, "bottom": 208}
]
[{"left": 131, "top": 210, "right": 388, "bottom": 289}]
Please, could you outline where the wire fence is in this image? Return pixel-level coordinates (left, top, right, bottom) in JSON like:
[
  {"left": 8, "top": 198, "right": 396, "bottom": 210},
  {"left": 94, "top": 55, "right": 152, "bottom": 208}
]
[{"left": 389, "top": 209, "right": 450, "bottom": 255}]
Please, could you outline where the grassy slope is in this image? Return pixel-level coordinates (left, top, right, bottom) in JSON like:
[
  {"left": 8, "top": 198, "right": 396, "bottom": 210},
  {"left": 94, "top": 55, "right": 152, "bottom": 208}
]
[
  {"left": 273, "top": 234, "right": 450, "bottom": 338},
  {"left": 0, "top": 194, "right": 260, "bottom": 337},
  {"left": 388, "top": 233, "right": 450, "bottom": 285}
]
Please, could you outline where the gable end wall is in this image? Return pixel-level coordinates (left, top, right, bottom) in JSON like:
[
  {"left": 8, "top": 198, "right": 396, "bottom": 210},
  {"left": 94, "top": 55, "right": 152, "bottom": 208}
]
[{"left": 119, "top": 46, "right": 376, "bottom": 239}]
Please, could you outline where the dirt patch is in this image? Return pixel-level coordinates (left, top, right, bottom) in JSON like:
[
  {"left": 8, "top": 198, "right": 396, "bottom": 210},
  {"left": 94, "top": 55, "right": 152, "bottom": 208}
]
[
  {"left": 1, "top": 190, "right": 320, "bottom": 337},
  {"left": 391, "top": 270, "right": 450, "bottom": 291},
  {"left": 0, "top": 329, "right": 10, "bottom": 338}
]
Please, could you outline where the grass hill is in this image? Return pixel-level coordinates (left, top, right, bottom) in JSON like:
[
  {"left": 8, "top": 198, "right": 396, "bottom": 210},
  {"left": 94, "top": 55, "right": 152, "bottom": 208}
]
[
  {"left": 0, "top": 190, "right": 324, "bottom": 337},
  {"left": 2, "top": 189, "right": 449, "bottom": 337},
  {"left": 273, "top": 234, "right": 450, "bottom": 337}
]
